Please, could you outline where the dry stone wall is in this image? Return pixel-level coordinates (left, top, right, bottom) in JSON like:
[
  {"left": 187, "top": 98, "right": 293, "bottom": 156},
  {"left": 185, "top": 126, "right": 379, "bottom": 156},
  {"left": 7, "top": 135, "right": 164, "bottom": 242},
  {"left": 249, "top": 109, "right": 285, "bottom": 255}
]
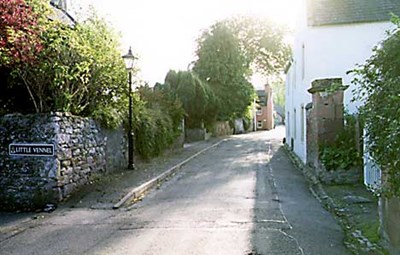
[
  {"left": 212, "top": 121, "right": 233, "bottom": 137},
  {"left": 0, "top": 112, "right": 127, "bottom": 210}
]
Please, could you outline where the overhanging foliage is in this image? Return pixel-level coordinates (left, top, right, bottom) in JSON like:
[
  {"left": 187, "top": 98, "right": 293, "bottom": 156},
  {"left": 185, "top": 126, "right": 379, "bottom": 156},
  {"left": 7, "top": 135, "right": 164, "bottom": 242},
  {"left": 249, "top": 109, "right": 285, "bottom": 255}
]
[
  {"left": 351, "top": 16, "right": 400, "bottom": 196},
  {"left": 0, "top": 1, "right": 128, "bottom": 129}
]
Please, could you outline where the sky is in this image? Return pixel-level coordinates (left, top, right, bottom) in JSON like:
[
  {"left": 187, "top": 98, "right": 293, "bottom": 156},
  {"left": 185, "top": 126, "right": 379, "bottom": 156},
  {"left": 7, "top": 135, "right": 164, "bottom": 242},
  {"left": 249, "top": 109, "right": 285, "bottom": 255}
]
[{"left": 69, "top": 0, "right": 301, "bottom": 87}]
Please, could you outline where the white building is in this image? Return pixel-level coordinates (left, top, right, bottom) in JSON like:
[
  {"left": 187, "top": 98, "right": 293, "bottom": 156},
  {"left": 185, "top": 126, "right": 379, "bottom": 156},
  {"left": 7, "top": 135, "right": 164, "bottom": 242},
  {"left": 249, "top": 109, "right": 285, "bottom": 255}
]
[{"left": 285, "top": 0, "right": 400, "bottom": 164}]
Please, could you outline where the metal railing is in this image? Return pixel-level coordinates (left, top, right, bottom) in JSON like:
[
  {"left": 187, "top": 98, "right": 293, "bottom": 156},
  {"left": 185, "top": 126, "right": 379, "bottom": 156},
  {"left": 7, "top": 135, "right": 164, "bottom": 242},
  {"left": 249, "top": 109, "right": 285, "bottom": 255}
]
[{"left": 363, "top": 152, "right": 381, "bottom": 193}]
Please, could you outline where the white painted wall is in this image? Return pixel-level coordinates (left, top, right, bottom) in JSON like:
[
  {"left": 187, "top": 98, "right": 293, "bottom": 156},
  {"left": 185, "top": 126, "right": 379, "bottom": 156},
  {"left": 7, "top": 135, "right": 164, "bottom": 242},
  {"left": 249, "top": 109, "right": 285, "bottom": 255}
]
[{"left": 285, "top": 16, "right": 395, "bottom": 163}]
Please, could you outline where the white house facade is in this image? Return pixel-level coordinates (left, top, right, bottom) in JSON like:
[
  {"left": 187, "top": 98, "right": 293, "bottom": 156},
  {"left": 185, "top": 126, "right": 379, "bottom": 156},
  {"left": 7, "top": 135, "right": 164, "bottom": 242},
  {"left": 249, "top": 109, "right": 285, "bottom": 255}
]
[{"left": 285, "top": 0, "right": 398, "bottom": 163}]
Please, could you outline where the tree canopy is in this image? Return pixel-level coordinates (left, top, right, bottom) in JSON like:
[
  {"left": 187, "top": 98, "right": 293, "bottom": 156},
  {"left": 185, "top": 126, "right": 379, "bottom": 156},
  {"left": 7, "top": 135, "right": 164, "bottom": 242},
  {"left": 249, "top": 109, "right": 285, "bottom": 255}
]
[
  {"left": 191, "top": 17, "right": 290, "bottom": 122},
  {"left": 163, "top": 70, "right": 216, "bottom": 128},
  {"left": 0, "top": 0, "right": 48, "bottom": 66},
  {"left": 134, "top": 84, "right": 185, "bottom": 159},
  {"left": 193, "top": 22, "right": 254, "bottom": 121},
  {"left": 224, "top": 16, "right": 291, "bottom": 76},
  {"left": 0, "top": 1, "right": 128, "bottom": 128}
]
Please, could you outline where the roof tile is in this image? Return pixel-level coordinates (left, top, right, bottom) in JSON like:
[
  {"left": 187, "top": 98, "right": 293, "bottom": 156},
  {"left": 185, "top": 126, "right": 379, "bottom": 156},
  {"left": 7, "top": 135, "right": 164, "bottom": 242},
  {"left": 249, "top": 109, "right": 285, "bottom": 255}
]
[{"left": 308, "top": 0, "right": 400, "bottom": 26}]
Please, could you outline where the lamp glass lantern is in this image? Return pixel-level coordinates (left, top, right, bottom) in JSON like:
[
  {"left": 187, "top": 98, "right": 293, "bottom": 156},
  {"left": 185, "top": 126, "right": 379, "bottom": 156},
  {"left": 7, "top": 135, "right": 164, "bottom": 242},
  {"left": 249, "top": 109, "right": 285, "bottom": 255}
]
[{"left": 122, "top": 47, "right": 136, "bottom": 71}]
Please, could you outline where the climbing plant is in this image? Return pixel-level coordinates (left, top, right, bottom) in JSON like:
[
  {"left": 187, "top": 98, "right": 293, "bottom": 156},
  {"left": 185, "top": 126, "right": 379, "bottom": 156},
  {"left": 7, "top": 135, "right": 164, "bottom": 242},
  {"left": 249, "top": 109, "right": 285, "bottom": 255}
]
[{"left": 351, "top": 16, "right": 400, "bottom": 196}]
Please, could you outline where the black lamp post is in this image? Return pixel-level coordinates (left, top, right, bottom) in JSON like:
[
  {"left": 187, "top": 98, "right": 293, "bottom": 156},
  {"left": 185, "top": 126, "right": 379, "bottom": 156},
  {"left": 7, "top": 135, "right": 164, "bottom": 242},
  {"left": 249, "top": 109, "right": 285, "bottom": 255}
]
[{"left": 122, "top": 47, "right": 137, "bottom": 170}]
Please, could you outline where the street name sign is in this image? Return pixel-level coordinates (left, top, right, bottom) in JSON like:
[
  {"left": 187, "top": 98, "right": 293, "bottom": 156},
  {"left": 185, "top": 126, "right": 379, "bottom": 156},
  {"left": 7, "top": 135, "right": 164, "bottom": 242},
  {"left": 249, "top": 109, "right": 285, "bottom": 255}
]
[{"left": 9, "top": 144, "right": 55, "bottom": 156}]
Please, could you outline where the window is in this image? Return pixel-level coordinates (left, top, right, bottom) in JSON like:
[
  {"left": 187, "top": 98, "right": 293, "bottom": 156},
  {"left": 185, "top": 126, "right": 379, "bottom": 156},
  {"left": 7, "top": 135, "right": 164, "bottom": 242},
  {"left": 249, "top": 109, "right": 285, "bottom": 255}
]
[
  {"left": 301, "top": 104, "right": 305, "bottom": 142},
  {"left": 259, "top": 96, "right": 266, "bottom": 106},
  {"left": 286, "top": 72, "right": 291, "bottom": 97},
  {"left": 287, "top": 111, "right": 290, "bottom": 137},
  {"left": 257, "top": 121, "right": 263, "bottom": 129},
  {"left": 302, "top": 44, "right": 305, "bottom": 80},
  {"left": 293, "top": 61, "right": 297, "bottom": 89},
  {"left": 293, "top": 108, "right": 297, "bottom": 139},
  {"left": 256, "top": 109, "right": 262, "bottom": 115}
]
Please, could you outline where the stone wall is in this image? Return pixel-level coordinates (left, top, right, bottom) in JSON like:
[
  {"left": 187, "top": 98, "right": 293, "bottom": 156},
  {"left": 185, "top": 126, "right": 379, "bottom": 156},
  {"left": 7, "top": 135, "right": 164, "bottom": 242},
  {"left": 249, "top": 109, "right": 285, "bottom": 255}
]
[
  {"left": 212, "top": 121, "right": 233, "bottom": 137},
  {"left": 316, "top": 163, "right": 361, "bottom": 185},
  {"left": 185, "top": 128, "right": 207, "bottom": 142},
  {"left": 101, "top": 127, "right": 127, "bottom": 172},
  {"left": 0, "top": 113, "right": 127, "bottom": 210}
]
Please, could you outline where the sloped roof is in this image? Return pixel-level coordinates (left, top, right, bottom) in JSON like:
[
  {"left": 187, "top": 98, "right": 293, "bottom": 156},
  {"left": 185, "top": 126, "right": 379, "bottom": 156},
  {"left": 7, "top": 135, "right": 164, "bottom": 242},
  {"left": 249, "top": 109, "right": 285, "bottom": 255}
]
[{"left": 308, "top": 0, "right": 400, "bottom": 26}]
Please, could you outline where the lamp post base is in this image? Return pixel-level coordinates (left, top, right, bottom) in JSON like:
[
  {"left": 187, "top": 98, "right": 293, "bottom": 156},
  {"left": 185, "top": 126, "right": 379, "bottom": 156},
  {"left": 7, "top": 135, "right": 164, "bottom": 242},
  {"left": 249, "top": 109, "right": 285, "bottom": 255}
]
[{"left": 128, "top": 131, "right": 135, "bottom": 170}]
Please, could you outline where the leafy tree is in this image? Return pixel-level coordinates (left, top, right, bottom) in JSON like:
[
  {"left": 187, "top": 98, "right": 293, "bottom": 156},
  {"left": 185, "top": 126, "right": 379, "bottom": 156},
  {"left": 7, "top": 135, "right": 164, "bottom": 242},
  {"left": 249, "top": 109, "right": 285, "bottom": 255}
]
[
  {"left": 224, "top": 16, "right": 291, "bottom": 76},
  {"left": 163, "top": 70, "right": 216, "bottom": 128},
  {"left": 137, "top": 83, "right": 184, "bottom": 134},
  {"left": 351, "top": 16, "right": 400, "bottom": 196},
  {"left": 1, "top": 3, "right": 128, "bottom": 128},
  {"left": 193, "top": 22, "right": 254, "bottom": 121},
  {"left": 134, "top": 85, "right": 185, "bottom": 159},
  {"left": 0, "top": 0, "right": 48, "bottom": 66},
  {"left": 192, "top": 17, "right": 290, "bottom": 122},
  {"left": 270, "top": 77, "right": 285, "bottom": 109},
  {"left": 225, "top": 16, "right": 290, "bottom": 115}
]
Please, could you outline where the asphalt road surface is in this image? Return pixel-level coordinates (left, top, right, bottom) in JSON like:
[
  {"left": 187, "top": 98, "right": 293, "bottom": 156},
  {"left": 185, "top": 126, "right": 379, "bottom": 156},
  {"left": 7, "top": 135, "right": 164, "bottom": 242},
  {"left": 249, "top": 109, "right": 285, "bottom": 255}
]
[{"left": 1, "top": 127, "right": 350, "bottom": 255}]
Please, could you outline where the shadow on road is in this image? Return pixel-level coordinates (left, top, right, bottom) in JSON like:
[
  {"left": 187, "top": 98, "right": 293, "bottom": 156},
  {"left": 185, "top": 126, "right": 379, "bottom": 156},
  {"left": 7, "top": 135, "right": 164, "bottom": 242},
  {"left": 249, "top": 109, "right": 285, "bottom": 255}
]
[{"left": 249, "top": 135, "right": 350, "bottom": 255}]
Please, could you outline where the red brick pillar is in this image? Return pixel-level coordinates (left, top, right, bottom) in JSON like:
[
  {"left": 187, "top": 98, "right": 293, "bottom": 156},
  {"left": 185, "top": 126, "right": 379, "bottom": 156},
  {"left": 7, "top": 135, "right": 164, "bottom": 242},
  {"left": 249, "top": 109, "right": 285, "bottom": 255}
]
[{"left": 307, "top": 78, "right": 348, "bottom": 167}]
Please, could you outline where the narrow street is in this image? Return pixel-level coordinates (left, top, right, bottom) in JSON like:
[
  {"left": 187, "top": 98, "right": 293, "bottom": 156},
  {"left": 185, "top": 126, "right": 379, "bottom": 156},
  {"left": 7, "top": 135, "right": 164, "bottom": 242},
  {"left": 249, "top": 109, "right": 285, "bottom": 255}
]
[{"left": 1, "top": 128, "right": 350, "bottom": 255}]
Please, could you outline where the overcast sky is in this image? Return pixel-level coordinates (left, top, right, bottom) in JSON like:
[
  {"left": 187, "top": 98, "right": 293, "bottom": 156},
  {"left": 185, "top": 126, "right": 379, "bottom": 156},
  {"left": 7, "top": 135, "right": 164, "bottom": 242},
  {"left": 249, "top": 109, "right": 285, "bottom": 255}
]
[{"left": 69, "top": 0, "right": 300, "bottom": 87}]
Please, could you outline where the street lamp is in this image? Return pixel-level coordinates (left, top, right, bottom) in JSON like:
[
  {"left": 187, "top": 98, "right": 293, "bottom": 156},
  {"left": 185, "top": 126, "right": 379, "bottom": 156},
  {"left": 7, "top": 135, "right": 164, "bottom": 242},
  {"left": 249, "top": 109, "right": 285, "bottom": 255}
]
[{"left": 122, "top": 47, "right": 137, "bottom": 170}]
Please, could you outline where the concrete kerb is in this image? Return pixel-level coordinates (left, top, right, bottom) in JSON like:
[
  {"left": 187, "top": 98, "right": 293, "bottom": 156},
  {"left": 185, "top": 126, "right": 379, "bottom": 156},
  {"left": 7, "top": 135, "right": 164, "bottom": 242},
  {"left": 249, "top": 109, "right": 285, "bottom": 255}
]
[{"left": 112, "top": 139, "right": 227, "bottom": 209}]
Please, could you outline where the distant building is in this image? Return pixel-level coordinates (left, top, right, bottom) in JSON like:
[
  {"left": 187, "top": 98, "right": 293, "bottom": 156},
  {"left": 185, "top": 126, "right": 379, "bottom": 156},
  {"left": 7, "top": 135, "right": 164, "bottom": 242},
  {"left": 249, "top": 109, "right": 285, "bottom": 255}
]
[{"left": 255, "top": 84, "right": 274, "bottom": 131}]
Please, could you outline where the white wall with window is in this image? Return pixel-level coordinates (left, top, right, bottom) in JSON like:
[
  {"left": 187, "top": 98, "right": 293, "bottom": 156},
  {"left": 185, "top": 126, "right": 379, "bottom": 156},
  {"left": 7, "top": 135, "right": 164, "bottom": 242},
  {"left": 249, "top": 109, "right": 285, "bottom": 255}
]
[{"left": 285, "top": 9, "right": 394, "bottom": 163}]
